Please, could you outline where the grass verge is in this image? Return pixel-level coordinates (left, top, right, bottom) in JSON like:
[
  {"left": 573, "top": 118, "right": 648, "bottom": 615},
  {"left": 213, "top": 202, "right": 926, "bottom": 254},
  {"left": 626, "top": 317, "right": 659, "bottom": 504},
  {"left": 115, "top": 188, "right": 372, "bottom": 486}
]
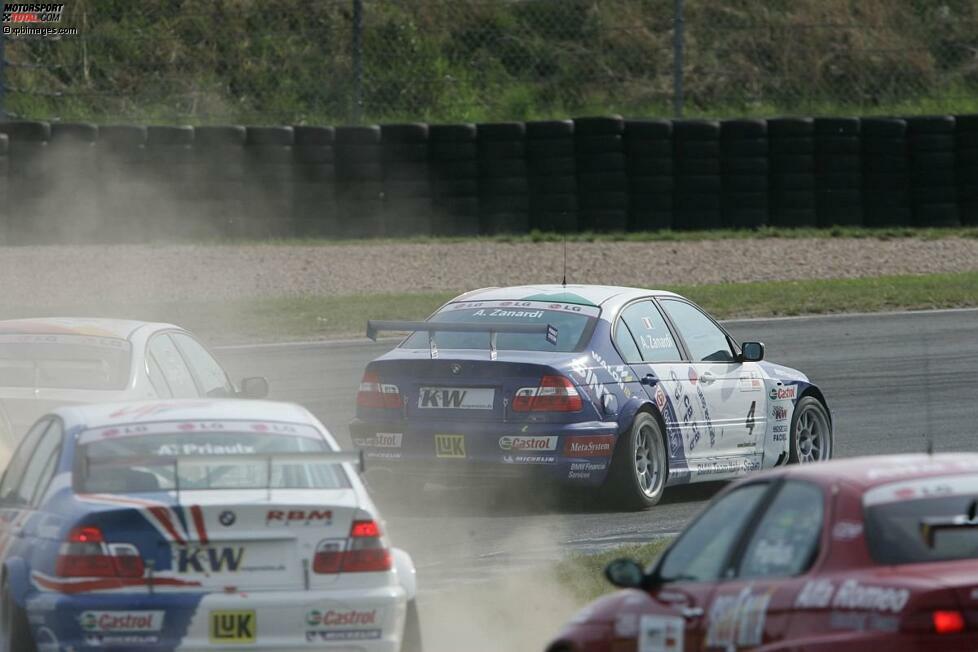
[
  {"left": 554, "top": 540, "right": 672, "bottom": 603},
  {"left": 4, "top": 270, "right": 978, "bottom": 344}
]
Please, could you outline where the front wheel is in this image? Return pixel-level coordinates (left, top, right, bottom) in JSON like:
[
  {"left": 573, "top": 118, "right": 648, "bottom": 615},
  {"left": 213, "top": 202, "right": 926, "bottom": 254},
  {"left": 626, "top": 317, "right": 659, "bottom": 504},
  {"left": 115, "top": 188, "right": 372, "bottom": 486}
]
[
  {"left": 789, "top": 396, "right": 833, "bottom": 464},
  {"left": 0, "top": 578, "right": 34, "bottom": 652},
  {"left": 400, "top": 599, "right": 423, "bottom": 652},
  {"left": 604, "top": 412, "right": 668, "bottom": 510}
]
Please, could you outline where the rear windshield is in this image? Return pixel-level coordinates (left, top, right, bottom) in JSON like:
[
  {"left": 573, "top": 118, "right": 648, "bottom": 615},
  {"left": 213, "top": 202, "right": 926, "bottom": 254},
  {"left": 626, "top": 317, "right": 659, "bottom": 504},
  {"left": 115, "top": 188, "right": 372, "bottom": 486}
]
[
  {"left": 864, "top": 475, "right": 978, "bottom": 565},
  {"left": 401, "top": 300, "right": 600, "bottom": 352},
  {"left": 77, "top": 421, "right": 349, "bottom": 493},
  {"left": 0, "top": 334, "right": 131, "bottom": 390}
]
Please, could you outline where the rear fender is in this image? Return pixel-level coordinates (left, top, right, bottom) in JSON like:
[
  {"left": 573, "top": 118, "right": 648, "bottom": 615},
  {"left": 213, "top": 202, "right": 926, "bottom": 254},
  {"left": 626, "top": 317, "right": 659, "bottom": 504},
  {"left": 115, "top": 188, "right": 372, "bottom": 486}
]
[
  {"left": 391, "top": 547, "right": 417, "bottom": 601},
  {"left": 3, "top": 557, "right": 31, "bottom": 605},
  {"left": 617, "top": 398, "right": 658, "bottom": 437}
]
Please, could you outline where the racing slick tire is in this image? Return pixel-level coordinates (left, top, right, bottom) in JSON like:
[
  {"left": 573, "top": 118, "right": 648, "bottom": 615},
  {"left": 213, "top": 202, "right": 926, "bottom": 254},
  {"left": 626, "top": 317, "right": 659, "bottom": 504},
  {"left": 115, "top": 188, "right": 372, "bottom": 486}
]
[
  {"left": 605, "top": 412, "right": 668, "bottom": 510},
  {"left": 789, "top": 396, "right": 833, "bottom": 464},
  {"left": 0, "top": 578, "right": 34, "bottom": 652},
  {"left": 400, "top": 599, "right": 424, "bottom": 652}
]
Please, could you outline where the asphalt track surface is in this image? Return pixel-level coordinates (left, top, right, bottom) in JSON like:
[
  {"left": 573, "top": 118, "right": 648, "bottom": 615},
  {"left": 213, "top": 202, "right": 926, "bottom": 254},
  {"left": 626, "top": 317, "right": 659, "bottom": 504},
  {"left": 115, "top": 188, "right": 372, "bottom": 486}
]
[{"left": 215, "top": 308, "right": 978, "bottom": 591}]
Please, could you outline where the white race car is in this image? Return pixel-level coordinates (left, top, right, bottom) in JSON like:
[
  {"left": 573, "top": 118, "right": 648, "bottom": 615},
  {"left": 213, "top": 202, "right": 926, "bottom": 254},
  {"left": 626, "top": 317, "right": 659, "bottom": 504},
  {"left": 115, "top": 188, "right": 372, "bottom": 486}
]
[
  {"left": 0, "top": 399, "right": 420, "bottom": 651},
  {"left": 0, "top": 318, "right": 268, "bottom": 442}
]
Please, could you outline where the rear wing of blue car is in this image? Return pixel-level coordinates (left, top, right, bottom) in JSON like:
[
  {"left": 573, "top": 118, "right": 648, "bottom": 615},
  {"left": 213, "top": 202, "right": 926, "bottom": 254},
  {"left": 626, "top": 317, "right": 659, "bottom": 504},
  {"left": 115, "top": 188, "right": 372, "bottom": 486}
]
[{"left": 365, "top": 319, "right": 557, "bottom": 360}]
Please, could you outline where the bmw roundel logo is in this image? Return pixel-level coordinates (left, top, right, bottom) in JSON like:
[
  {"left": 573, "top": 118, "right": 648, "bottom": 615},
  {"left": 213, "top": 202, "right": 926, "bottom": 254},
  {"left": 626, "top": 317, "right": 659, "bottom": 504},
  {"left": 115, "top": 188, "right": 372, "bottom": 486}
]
[
  {"left": 219, "top": 510, "right": 236, "bottom": 527},
  {"left": 451, "top": 363, "right": 462, "bottom": 375}
]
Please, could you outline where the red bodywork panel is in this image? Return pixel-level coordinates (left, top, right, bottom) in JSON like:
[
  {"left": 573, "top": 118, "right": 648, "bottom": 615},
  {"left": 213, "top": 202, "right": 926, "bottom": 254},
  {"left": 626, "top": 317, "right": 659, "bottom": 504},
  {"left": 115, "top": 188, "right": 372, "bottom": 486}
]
[{"left": 547, "top": 454, "right": 978, "bottom": 651}]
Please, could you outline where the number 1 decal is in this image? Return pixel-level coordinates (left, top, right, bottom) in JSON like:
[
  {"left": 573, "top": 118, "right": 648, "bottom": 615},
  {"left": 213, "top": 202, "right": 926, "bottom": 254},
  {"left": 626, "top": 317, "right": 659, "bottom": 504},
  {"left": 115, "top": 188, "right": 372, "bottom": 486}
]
[{"left": 745, "top": 400, "right": 756, "bottom": 437}]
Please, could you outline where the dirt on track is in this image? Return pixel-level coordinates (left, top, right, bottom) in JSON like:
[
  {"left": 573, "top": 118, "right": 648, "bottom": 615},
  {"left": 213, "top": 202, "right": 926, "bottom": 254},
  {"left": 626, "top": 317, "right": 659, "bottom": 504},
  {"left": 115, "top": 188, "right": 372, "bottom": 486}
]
[{"left": 2, "top": 237, "right": 978, "bottom": 306}]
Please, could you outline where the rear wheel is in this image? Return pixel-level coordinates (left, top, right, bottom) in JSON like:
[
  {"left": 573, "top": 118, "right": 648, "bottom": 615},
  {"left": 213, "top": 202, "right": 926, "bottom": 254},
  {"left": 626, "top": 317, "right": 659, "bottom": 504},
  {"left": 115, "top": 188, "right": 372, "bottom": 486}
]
[
  {"left": 789, "top": 396, "right": 833, "bottom": 464},
  {"left": 400, "top": 599, "right": 423, "bottom": 652},
  {"left": 0, "top": 578, "right": 34, "bottom": 652},
  {"left": 605, "top": 412, "right": 668, "bottom": 510}
]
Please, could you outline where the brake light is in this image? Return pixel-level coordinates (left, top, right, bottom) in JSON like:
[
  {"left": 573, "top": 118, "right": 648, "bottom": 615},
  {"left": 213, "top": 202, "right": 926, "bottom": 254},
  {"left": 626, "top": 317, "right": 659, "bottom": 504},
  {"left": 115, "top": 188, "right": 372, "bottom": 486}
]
[
  {"left": 56, "top": 526, "right": 145, "bottom": 578},
  {"left": 513, "top": 375, "right": 583, "bottom": 412},
  {"left": 356, "top": 371, "right": 401, "bottom": 409},
  {"left": 313, "top": 518, "right": 392, "bottom": 575},
  {"left": 933, "top": 610, "right": 966, "bottom": 634}
]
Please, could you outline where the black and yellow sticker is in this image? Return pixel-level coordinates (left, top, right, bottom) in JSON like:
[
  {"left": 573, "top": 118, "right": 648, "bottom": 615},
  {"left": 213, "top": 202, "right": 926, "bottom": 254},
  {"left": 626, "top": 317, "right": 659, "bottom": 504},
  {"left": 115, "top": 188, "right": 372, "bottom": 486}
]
[
  {"left": 435, "top": 434, "right": 465, "bottom": 458},
  {"left": 210, "top": 610, "right": 255, "bottom": 644}
]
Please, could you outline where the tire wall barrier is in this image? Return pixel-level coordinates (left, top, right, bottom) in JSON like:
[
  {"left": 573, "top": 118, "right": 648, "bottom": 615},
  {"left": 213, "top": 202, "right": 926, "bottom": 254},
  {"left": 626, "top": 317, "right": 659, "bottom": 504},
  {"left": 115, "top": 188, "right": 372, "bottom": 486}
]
[{"left": 2, "top": 113, "right": 978, "bottom": 243}]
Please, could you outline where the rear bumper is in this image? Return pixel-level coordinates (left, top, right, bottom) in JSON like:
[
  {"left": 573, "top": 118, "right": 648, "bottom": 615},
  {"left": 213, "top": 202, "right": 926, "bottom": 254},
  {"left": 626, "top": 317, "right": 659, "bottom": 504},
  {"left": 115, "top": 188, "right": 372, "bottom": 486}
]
[
  {"left": 350, "top": 417, "right": 620, "bottom": 488},
  {"left": 26, "top": 585, "right": 407, "bottom": 651}
]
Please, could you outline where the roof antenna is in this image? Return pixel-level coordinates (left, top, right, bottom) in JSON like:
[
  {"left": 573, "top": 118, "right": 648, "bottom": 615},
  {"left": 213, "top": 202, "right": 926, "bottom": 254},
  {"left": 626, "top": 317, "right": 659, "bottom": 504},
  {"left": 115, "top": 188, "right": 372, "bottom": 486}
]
[
  {"left": 925, "top": 432, "right": 934, "bottom": 456},
  {"left": 561, "top": 237, "right": 567, "bottom": 287}
]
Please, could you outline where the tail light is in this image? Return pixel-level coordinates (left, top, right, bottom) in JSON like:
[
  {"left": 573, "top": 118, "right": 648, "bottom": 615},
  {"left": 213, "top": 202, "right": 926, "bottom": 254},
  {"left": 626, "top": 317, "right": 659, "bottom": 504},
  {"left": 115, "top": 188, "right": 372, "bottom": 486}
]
[
  {"left": 356, "top": 371, "right": 401, "bottom": 409},
  {"left": 933, "top": 610, "right": 966, "bottom": 634},
  {"left": 903, "top": 608, "right": 967, "bottom": 635},
  {"left": 513, "top": 376, "right": 582, "bottom": 412},
  {"left": 313, "top": 517, "right": 392, "bottom": 574},
  {"left": 55, "top": 525, "right": 144, "bottom": 578}
]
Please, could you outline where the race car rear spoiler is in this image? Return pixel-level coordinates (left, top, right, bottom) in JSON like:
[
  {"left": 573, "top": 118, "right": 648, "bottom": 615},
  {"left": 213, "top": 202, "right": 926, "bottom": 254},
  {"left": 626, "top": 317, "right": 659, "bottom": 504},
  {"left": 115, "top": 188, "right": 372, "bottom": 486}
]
[
  {"left": 83, "top": 450, "right": 365, "bottom": 499},
  {"left": 365, "top": 319, "right": 558, "bottom": 360}
]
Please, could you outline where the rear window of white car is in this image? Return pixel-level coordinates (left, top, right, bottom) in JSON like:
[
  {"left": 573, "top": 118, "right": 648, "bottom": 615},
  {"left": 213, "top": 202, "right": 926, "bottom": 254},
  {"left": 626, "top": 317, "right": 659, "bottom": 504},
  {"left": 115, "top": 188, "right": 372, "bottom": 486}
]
[
  {"left": 0, "top": 334, "right": 131, "bottom": 390},
  {"left": 864, "top": 475, "right": 978, "bottom": 565},
  {"left": 401, "top": 300, "right": 600, "bottom": 352},
  {"left": 77, "top": 421, "right": 350, "bottom": 493}
]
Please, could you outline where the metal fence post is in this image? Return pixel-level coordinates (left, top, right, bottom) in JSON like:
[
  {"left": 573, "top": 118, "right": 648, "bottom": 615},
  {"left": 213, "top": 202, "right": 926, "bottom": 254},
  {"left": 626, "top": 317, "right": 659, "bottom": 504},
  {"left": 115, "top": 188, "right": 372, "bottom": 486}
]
[
  {"left": 351, "top": 0, "right": 364, "bottom": 124},
  {"left": 0, "top": 31, "right": 7, "bottom": 119},
  {"left": 672, "top": 0, "right": 685, "bottom": 118}
]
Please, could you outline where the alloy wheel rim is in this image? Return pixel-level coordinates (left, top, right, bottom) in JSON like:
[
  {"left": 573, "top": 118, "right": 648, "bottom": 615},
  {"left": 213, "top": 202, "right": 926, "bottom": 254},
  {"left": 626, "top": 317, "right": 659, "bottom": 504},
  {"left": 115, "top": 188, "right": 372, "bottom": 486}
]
[
  {"left": 634, "top": 423, "right": 663, "bottom": 497},
  {"left": 795, "top": 405, "right": 830, "bottom": 463}
]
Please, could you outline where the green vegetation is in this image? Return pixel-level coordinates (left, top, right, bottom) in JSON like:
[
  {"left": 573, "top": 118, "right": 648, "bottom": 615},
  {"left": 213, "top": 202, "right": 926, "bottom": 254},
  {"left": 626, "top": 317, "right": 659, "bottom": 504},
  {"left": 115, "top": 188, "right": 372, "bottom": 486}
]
[
  {"left": 4, "top": 270, "right": 977, "bottom": 344},
  {"left": 554, "top": 540, "right": 671, "bottom": 602},
  {"left": 6, "top": 0, "right": 978, "bottom": 124}
]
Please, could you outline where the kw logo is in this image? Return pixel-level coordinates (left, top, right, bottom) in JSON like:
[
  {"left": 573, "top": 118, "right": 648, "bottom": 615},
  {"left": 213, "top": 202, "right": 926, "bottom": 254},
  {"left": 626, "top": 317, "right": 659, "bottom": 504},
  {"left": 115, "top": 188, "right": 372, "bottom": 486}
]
[
  {"left": 434, "top": 434, "right": 465, "bottom": 458},
  {"left": 178, "top": 547, "right": 244, "bottom": 573},
  {"left": 419, "top": 388, "right": 466, "bottom": 408}
]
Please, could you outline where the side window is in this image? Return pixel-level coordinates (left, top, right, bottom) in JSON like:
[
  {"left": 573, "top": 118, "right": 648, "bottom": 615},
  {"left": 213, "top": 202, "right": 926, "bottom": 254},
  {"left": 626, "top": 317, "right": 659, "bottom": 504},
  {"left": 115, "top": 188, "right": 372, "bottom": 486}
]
[
  {"left": 613, "top": 320, "right": 643, "bottom": 363},
  {"left": 0, "top": 418, "right": 51, "bottom": 502},
  {"left": 657, "top": 483, "right": 770, "bottom": 583},
  {"left": 146, "top": 352, "right": 172, "bottom": 398},
  {"left": 738, "top": 481, "right": 824, "bottom": 579},
  {"left": 17, "top": 420, "right": 62, "bottom": 506},
  {"left": 171, "top": 333, "right": 234, "bottom": 398},
  {"left": 148, "top": 335, "right": 199, "bottom": 398},
  {"left": 659, "top": 300, "right": 735, "bottom": 363},
  {"left": 619, "top": 301, "right": 682, "bottom": 363}
]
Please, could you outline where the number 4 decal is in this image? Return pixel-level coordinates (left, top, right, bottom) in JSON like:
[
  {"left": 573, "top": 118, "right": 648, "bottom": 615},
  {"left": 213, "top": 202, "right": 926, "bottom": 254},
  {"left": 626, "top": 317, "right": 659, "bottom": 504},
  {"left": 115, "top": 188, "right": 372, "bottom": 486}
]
[{"left": 745, "top": 400, "right": 756, "bottom": 437}]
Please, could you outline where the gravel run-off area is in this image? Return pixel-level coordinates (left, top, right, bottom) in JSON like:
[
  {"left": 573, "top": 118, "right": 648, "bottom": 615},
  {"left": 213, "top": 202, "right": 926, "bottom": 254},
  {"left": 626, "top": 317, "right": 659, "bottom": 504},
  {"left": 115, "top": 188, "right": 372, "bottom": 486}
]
[{"left": 2, "top": 238, "right": 978, "bottom": 306}]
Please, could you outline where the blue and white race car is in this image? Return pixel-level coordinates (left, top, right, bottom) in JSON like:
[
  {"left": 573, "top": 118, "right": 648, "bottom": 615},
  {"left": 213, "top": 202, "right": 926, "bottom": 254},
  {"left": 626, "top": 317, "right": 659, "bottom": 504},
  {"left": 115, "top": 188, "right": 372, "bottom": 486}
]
[
  {"left": 351, "top": 285, "right": 832, "bottom": 509},
  {"left": 0, "top": 399, "right": 420, "bottom": 651}
]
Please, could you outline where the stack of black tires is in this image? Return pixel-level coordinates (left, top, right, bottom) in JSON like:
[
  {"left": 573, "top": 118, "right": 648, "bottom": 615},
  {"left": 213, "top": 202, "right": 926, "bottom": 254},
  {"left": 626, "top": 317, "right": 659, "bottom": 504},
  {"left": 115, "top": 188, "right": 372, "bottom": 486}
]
[
  {"left": 625, "top": 119, "right": 673, "bottom": 231},
  {"left": 721, "top": 119, "right": 768, "bottom": 228},
  {"left": 575, "top": 116, "right": 628, "bottom": 231},
  {"left": 145, "top": 125, "right": 195, "bottom": 240},
  {"left": 336, "top": 126, "right": 384, "bottom": 237},
  {"left": 428, "top": 124, "right": 479, "bottom": 236},
  {"left": 97, "top": 125, "right": 148, "bottom": 242},
  {"left": 244, "top": 127, "right": 295, "bottom": 238},
  {"left": 861, "top": 118, "right": 910, "bottom": 227},
  {"left": 526, "top": 120, "right": 577, "bottom": 233},
  {"left": 956, "top": 115, "right": 978, "bottom": 226},
  {"left": 0, "top": 121, "right": 51, "bottom": 244},
  {"left": 768, "top": 118, "right": 817, "bottom": 227},
  {"left": 194, "top": 126, "right": 246, "bottom": 239},
  {"left": 907, "top": 116, "right": 959, "bottom": 226},
  {"left": 0, "top": 134, "right": 7, "bottom": 244},
  {"left": 477, "top": 122, "right": 529, "bottom": 234},
  {"left": 292, "top": 126, "right": 337, "bottom": 237},
  {"left": 381, "top": 123, "right": 431, "bottom": 237},
  {"left": 815, "top": 118, "right": 862, "bottom": 226},
  {"left": 673, "top": 120, "right": 722, "bottom": 229},
  {"left": 49, "top": 123, "right": 99, "bottom": 242}
]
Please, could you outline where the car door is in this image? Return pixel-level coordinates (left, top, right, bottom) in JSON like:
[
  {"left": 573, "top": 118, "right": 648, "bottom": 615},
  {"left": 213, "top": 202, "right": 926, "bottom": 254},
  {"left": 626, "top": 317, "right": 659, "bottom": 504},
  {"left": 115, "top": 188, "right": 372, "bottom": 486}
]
[
  {"left": 657, "top": 298, "right": 766, "bottom": 469},
  {"left": 699, "top": 479, "right": 827, "bottom": 649},
  {"left": 0, "top": 418, "right": 55, "bottom": 555},
  {"left": 640, "top": 481, "right": 773, "bottom": 651},
  {"left": 613, "top": 300, "right": 701, "bottom": 468}
]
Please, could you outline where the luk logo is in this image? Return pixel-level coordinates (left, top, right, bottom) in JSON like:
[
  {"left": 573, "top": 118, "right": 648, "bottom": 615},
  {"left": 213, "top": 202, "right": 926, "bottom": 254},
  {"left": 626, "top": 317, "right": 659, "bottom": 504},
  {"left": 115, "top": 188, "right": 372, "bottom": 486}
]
[
  {"left": 419, "top": 388, "right": 466, "bottom": 408},
  {"left": 177, "top": 547, "right": 244, "bottom": 573},
  {"left": 434, "top": 434, "right": 465, "bottom": 458},
  {"left": 266, "top": 509, "right": 332, "bottom": 526}
]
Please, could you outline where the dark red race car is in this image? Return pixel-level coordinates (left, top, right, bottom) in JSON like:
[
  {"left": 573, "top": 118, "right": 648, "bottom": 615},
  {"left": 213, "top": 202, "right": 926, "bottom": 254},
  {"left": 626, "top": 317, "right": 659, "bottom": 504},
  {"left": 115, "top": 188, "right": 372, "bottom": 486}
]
[{"left": 547, "top": 453, "right": 978, "bottom": 651}]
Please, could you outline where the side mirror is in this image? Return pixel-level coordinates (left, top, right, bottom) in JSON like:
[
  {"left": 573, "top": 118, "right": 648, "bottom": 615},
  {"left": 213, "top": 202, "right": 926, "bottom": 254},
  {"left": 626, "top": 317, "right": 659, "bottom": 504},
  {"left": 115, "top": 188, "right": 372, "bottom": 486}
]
[
  {"left": 604, "top": 558, "right": 645, "bottom": 589},
  {"left": 239, "top": 376, "right": 269, "bottom": 399},
  {"left": 741, "top": 341, "right": 765, "bottom": 362}
]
